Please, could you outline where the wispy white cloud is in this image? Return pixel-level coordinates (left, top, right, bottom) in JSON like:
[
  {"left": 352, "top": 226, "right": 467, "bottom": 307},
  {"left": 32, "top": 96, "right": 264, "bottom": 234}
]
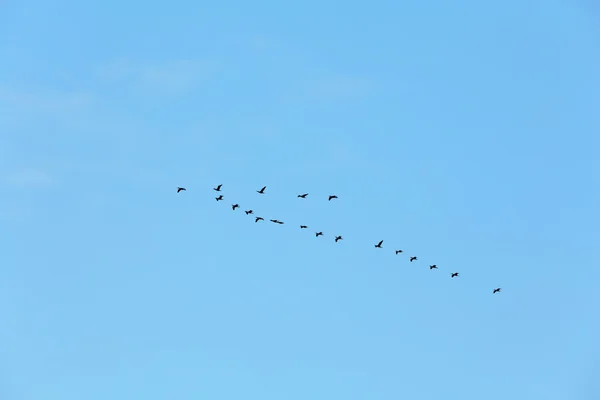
[
  {"left": 304, "top": 74, "right": 378, "bottom": 99},
  {"left": 0, "top": 86, "right": 94, "bottom": 134},
  {"left": 232, "top": 34, "right": 379, "bottom": 101},
  {"left": 2, "top": 167, "right": 58, "bottom": 188},
  {"left": 0, "top": 86, "right": 92, "bottom": 114},
  {"left": 95, "top": 59, "right": 219, "bottom": 93},
  {"left": 243, "top": 34, "right": 283, "bottom": 51}
]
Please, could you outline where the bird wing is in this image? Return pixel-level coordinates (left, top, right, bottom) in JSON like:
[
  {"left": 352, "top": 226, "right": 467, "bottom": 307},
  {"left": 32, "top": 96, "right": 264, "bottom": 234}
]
[{"left": 378, "top": 240, "right": 383, "bottom": 246}]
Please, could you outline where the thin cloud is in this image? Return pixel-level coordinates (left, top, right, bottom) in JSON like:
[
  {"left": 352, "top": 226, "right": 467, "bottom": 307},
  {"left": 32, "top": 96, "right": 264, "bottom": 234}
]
[
  {"left": 96, "top": 59, "right": 219, "bottom": 93},
  {"left": 275, "top": 73, "right": 379, "bottom": 105},
  {"left": 0, "top": 86, "right": 94, "bottom": 133},
  {"left": 0, "top": 86, "right": 92, "bottom": 114},
  {"left": 308, "top": 75, "right": 378, "bottom": 99},
  {"left": 3, "top": 167, "right": 58, "bottom": 188},
  {"left": 244, "top": 34, "right": 283, "bottom": 51}
]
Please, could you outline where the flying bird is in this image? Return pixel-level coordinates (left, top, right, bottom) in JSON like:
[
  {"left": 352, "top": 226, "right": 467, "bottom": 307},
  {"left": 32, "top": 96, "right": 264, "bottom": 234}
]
[
  {"left": 395, "top": 250, "right": 403, "bottom": 254},
  {"left": 232, "top": 204, "right": 239, "bottom": 210},
  {"left": 410, "top": 256, "right": 417, "bottom": 262},
  {"left": 215, "top": 195, "right": 224, "bottom": 201},
  {"left": 257, "top": 186, "right": 266, "bottom": 194},
  {"left": 270, "top": 219, "right": 283, "bottom": 224},
  {"left": 451, "top": 272, "right": 459, "bottom": 278},
  {"left": 213, "top": 184, "right": 222, "bottom": 192},
  {"left": 177, "top": 187, "right": 186, "bottom": 193},
  {"left": 315, "top": 231, "right": 323, "bottom": 237},
  {"left": 335, "top": 235, "right": 343, "bottom": 242},
  {"left": 245, "top": 210, "right": 253, "bottom": 215},
  {"left": 300, "top": 225, "right": 308, "bottom": 229},
  {"left": 429, "top": 265, "right": 437, "bottom": 270},
  {"left": 255, "top": 217, "right": 264, "bottom": 223},
  {"left": 328, "top": 195, "right": 338, "bottom": 201},
  {"left": 375, "top": 240, "right": 383, "bottom": 248},
  {"left": 493, "top": 288, "right": 501, "bottom": 294},
  {"left": 298, "top": 193, "right": 308, "bottom": 198}
]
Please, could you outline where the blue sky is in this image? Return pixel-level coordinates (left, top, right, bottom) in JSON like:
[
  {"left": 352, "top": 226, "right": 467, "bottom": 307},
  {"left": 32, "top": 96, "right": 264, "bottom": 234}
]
[{"left": 1, "top": 0, "right": 599, "bottom": 399}]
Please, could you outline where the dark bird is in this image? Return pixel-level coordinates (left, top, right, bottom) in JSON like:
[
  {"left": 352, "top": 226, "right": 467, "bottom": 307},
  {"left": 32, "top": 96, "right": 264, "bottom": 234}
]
[
  {"left": 255, "top": 217, "right": 264, "bottom": 223},
  {"left": 410, "top": 256, "right": 417, "bottom": 262},
  {"left": 493, "top": 288, "right": 501, "bottom": 294},
  {"left": 328, "top": 195, "right": 338, "bottom": 201},
  {"left": 300, "top": 225, "right": 308, "bottom": 229},
  {"left": 298, "top": 193, "right": 308, "bottom": 198},
  {"left": 177, "top": 187, "right": 186, "bottom": 193},
  {"left": 451, "top": 272, "right": 459, "bottom": 278},
  {"left": 316, "top": 231, "right": 323, "bottom": 237},
  {"left": 335, "top": 235, "right": 343, "bottom": 242},
  {"left": 430, "top": 265, "right": 437, "bottom": 270},
  {"left": 270, "top": 219, "right": 284, "bottom": 224},
  {"left": 245, "top": 210, "right": 253, "bottom": 215},
  {"left": 395, "top": 250, "right": 403, "bottom": 254},
  {"left": 215, "top": 195, "right": 224, "bottom": 201},
  {"left": 232, "top": 204, "right": 239, "bottom": 210},
  {"left": 257, "top": 186, "right": 266, "bottom": 194},
  {"left": 213, "top": 184, "right": 222, "bottom": 192},
  {"left": 375, "top": 240, "right": 383, "bottom": 248}
]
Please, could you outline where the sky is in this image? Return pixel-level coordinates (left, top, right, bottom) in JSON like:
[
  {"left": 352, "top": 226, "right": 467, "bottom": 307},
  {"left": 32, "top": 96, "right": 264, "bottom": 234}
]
[{"left": 0, "top": 0, "right": 599, "bottom": 399}]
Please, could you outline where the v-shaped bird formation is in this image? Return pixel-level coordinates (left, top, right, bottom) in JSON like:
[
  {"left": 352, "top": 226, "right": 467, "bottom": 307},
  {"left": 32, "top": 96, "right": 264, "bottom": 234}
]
[{"left": 176, "top": 185, "right": 502, "bottom": 294}]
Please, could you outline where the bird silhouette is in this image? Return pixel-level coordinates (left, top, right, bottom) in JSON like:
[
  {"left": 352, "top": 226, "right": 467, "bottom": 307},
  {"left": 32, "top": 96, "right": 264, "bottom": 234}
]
[
  {"left": 195, "top": 182, "right": 504, "bottom": 298},
  {"left": 177, "top": 187, "right": 186, "bottom": 193}
]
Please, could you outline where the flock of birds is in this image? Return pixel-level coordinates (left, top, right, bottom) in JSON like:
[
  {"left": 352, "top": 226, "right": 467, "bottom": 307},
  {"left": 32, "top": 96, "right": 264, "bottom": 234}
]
[{"left": 176, "top": 185, "right": 502, "bottom": 295}]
